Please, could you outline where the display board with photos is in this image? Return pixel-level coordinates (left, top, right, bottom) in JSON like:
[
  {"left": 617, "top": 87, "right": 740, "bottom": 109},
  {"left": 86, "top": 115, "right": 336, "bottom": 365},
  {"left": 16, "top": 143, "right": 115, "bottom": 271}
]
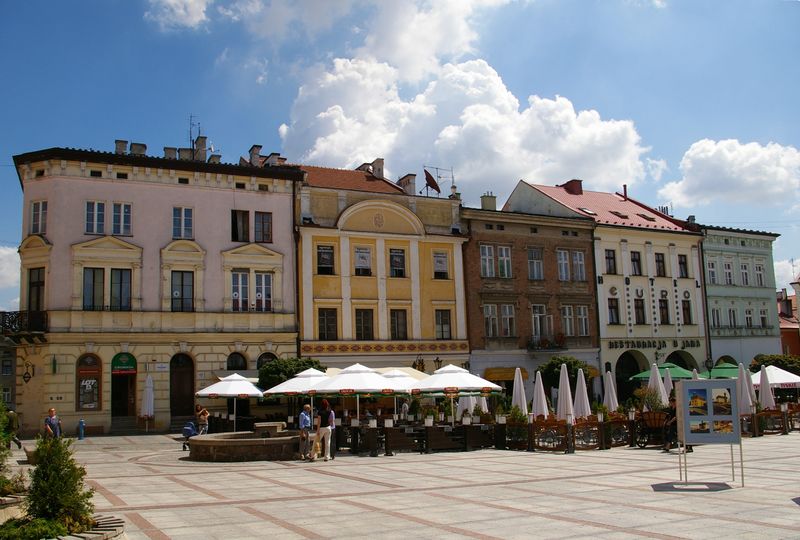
[{"left": 676, "top": 379, "right": 741, "bottom": 445}]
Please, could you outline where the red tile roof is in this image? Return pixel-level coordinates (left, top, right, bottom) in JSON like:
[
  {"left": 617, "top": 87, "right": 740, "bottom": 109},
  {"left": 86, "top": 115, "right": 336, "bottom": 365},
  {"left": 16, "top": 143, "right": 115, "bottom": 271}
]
[
  {"left": 299, "top": 165, "right": 405, "bottom": 194},
  {"left": 528, "top": 182, "right": 691, "bottom": 232}
]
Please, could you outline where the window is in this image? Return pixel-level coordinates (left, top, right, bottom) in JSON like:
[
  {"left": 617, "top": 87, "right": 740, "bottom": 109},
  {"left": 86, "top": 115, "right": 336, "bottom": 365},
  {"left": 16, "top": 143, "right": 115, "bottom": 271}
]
[
  {"left": 90, "top": 169, "right": 102, "bottom": 178},
  {"left": 634, "top": 299, "right": 646, "bottom": 325},
  {"left": 572, "top": 251, "right": 586, "bottom": 281},
  {"left": 171, "top": 270, "right": 194, "bottom": 312},
  {"left": 1, "top": 358, "right": 11, "bottom": 376},
  {"left": 755, "top": 264, "right": 765, "bottom": 287},
  {"left": 254, "top": 212, "right": 272, "bottom": 243},
  {"left": 85, "top": 201, "right": 105, "bottom": 234},
  {"left": 389, "top": 249, "right": 406, "bottom": 278},
  {"left": 527, "top": 248, "right": 543, "bottom": 280},
  {"left": 682, "top": 300, "right": 693, "bottom": 324},
  {"left": 608, "top": 298, "right": 620, "bottom": 324},
  {"left": 1, "top": 388, "right": 9, "bottom": 405},
  {"left": 254, "top": 272, "right": 272, "bottom": 312},
  {"left": 728, "top": 308, "right": 737, "bottom": 327},
  {"left": 480, "top": 245, "right": 495, "bottom": 277},
  {"left": 178, "top": 177, "right": 189, "bottom": 184},
  {"left": 355, "top": 309, "right": 374, "bottom": 340},
  {"left": 658, "top": 299, "right": 670, "bottom": 324},
  {"left": 740, "top": 263, "right": 750, "bottom": 286},
  {"left": 655, "top": 253, "right": 666, "bottom": 277},
  {"left": 110, "top": 268, "right": 131, "bottom": 311},
  {"left": 433, "top": 252, "right": 449, "bottom": 279},
  {"left": 231, "top": 210, "right": 249, "bottom": 242},
  {"left": 390, "top": 309, "right": 408, "bottom": 340},
  {"left": 318, "top": 308, "right": 337, "bottom": 340},
  {"left": 435, "top": 310, "right": 451, "bottom": 340},
  {"left": 317, "top": 245, "right": 335, "bottom": 275},
  {"left": 707, "top": 261, "right": 717, "bottom": 284},
  {"left": 678, "top": 255, "right": 689, "bottom": 278},
  {"left": 112, "top": 203, "right": 131, "bottom": 235},
  {"left": 116, "top": 172, "right": 128, "bottom": 179},
  {"left": 484, "top": 304, "right": 499, "bottom": 337},
  {"left": 498, "top": 246, "right": 512, "bottom": 278},
  {"left": 256, "top": 353, "right": 277, "bottom": 369},
  {"left": 231, "top": 270, "right": 249, "bottom": 312},
  {"left": 354, "top": 247, "right": 372, "bottom": 276},
  {"left": 605, "top": 249, "right": 617, "bottom": 274},
  {"left": 745, "top": 308, "right": 753, "bottom": 328},
  {"left": 227, "top": 353, "right": 247, "bottom": 371},
  {"left": 31, "top": 200, "right": 47, "bottom": 234},
  {"left": 711, "top": 308, "right": 721, "bottom": 328},
  {"left": 76, "top": 355, "right": 101, "bottom": 411},
  {"left": 557, "top": 249, "right": 570, "bottom": 281},
  {"left": 500, "top": 304, "right": 515, "bottom": 336},
  {"left": 531, "top": 304, "right": 552, "bottom": 341},
  {"left": 82, "top": 268, "right": 104, "bottom": 310},
  {"left": 630, "top": 251, "right": 642, "bottom": 275},
  {"left": 723, "top": 261, "right": 733, "bottom": 285},
  {"left": 760, "top": 309, "right": 768, "bottom": 328},
  {"left": 561, "top": 305, "right": 574, "bottom": 336},
  {"left": 576, "top": 306, "right": 589, "bottom": 336},
  {"left": 173, "top": 207, "right": 193, "bottom": 239}
]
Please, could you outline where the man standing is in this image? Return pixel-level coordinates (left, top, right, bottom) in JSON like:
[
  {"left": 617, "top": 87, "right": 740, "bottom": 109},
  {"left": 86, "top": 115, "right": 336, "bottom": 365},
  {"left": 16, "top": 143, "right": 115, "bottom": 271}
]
[
  {"left": 5, "top": 410, "right": 21, "bottom": 449},
  {"left": 299, "top": 404, "right": 312, "bottom": 460},
  {"left": 44, "top": 408, "right": 62, "bottom": 438}
]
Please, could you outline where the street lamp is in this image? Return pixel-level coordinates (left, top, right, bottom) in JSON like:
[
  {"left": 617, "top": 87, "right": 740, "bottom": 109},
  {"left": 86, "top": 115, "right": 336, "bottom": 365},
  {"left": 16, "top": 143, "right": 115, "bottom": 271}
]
[
  {"left": 433, "top": 357, "right": 442, "bottom": 370},
  {"left": 704, "top": 358, "right": 714, "bottom": 371}
]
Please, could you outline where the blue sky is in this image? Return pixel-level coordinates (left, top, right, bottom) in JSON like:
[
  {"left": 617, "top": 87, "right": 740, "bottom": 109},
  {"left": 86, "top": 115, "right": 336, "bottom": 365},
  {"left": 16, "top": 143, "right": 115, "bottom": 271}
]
[{"left": 1, "top": 0, "right": 799, "bottom": 310}]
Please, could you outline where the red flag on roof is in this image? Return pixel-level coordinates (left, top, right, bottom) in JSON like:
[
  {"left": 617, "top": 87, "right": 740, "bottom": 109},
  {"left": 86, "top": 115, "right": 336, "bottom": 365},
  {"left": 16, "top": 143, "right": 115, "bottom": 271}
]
[{"left": 424, "top": 169, "right": 441, "bottom": 194}]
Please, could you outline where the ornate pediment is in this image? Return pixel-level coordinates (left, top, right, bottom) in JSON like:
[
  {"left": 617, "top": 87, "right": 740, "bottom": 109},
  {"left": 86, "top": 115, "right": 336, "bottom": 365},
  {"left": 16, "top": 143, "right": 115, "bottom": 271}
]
[
  {"left": 222, "top": 243, "right": 284, "bottom": 269},
  {"left": 337, "top": 200, "right": 425, "bottom": 236}
]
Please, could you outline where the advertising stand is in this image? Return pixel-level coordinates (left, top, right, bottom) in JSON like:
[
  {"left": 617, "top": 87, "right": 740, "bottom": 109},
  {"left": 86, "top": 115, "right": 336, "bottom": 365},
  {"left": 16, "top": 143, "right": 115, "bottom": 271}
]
[{"left": 675, "top": 379, "right": 744, "bottom": 487}]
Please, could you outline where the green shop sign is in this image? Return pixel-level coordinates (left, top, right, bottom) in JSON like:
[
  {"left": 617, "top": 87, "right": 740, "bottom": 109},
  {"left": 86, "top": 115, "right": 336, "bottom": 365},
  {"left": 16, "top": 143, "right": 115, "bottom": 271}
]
[{"left": 111, "top": 353, "right": 137, "bottom": 374}]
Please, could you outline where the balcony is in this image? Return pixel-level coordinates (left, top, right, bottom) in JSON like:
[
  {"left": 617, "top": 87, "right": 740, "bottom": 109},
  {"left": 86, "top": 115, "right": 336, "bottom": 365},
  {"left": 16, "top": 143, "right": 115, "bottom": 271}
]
[{"left": 0, "top": 311, "right": 48, "bottom": 342}]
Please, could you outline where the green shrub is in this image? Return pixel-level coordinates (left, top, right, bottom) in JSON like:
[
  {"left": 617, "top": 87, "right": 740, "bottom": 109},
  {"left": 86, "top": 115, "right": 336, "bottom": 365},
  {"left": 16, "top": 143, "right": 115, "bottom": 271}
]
[
  {"left": 508, "top": 405, "right": 527, "bottom": 424},
  {"left": 0, "top": 517, "right": 68, "bottom": 540},
  {"left": 24, "top": 436, "right": 94, "bottom": 533}
]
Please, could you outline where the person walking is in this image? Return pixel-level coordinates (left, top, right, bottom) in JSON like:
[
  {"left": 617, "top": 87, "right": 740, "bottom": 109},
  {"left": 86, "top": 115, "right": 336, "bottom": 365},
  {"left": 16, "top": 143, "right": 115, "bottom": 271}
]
[
  {"left": 5, "top": 410, "right": 21, "bottom": 449},
  {"left": 44, "top": 408, "right": 62, "bottom": 438},
  {"left": 299, "top": 403, "right": 312, "bottom": 460},
  {"left": 195, "top": 404, "right": 209, "bottom": 435},
  {"left": 315, "top": 399, "right": 333, "bottom": 461}
]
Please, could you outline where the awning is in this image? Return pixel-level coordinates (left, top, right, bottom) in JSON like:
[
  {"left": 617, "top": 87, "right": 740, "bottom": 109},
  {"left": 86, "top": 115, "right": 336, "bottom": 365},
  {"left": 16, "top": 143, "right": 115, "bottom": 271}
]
[{"left": 484, "top": 367, "right": 529, "bottom": 381}]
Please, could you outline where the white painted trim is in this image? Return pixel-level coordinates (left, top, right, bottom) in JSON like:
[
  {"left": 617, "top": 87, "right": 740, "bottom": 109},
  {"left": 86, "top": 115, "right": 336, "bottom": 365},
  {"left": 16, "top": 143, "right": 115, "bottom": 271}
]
[
  {"left": 454, "top": 244, "right": 466, "bottom": 340},
  {"left": 340, "top": 237, "right": 352, "bottom": 339},
  {"left": 376, "top": 238, "right": 388, "bottom": 340},
  {"left": 301, "top": 230, "right": 313, "bottom": 340},
  {"left": 410, "top": 240, "right": 421, "bottom": 339}
]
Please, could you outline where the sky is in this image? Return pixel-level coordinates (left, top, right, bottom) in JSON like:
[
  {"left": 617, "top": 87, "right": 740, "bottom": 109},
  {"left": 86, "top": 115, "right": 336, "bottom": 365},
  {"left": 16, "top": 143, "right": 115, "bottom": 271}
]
[{"left": 1, "top": 0, "right": 799, "bottom": 311}]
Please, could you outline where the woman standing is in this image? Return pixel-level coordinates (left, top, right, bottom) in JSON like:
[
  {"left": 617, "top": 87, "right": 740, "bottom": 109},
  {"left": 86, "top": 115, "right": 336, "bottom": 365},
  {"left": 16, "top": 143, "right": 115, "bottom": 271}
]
[
  {"left": 195, "top": 404, "right": 209, "bottom": 435},
  {"left": 314, "top": 399, "right": 333, "bottom": 461}
]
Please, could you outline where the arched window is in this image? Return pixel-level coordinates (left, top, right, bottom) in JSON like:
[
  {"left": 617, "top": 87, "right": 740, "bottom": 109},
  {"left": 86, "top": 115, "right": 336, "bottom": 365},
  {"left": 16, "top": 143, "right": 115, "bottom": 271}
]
[
  {"left": 257, "top": 352, "right": 277, "bottom": 369},
  {"left": 226, "top": 352, "right": 247, "bottom": 371},
  {"left": 76, "top": 355, "right": 102, "bottom": 411}
]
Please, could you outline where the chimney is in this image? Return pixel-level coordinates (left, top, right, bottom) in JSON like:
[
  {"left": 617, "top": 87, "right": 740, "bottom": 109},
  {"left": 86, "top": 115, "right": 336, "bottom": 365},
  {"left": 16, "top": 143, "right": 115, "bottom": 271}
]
[
  {"left": 371, "top": 158, "right": 384, "bottom": 179},
  {"left": 178, "top": 148, "right": 193, "bottom": 161},
  {"left": 561, "top": 179, "right": 583, "bottom": 195},
  {"left": 208, "top": 154, "right": 221, "bottom": 164},
  {"left": 687, "top": 215, "right": 696, "bottom": 224},
  {"left": 249, "top": 145, "right": 262, "bottom": 166},
  {"left": 397, "top": 173, "right": 416, "bottom": 195},
  {"left": 194, "top": 136, "right": 207, "bottom": 162},
  {"left": 480, "top": 192, "right": 496, "bottom": 211},
  {"left": 164, "top": 147, "right": 177, "bottom": 159},
  {"left": 623, "top": 184, "right": 628, "bottom": 200},
  {"left": 130, "top": 142, "right": 147, "bottom": 156},
  {"left": 265, "top": 152, "right": 286, "bottom": 166},
  {"left": 115, "top": 140, "right": 128, "bottom": 155}
]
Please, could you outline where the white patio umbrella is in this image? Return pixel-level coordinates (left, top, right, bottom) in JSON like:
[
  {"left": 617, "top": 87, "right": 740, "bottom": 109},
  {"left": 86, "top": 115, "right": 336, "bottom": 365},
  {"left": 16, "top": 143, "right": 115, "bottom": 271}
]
[
  {"left": 602, "top": 370, "right": 618, "bottom": 412},
  {"left": 646, "top": 363, "right": 668, "bottom": 409},
  {"left": 312, "top": 363, "right": 395, "bottom": 420},
  {"left": 410, "top": 364, "right": 502, "bottom": 427},
  {"left": 531, "top": 371, "right": 549, "bottom": 419},
  {"left": 196, "top": 373, "right": 264, "bottom": 431},
  {"left": 140, "top": 374, "right": 154, "bottom": 432},
  {"left": 573, "top": 368, "right": 591, "bottom": 420},
  {"left": 736, "top": 363, "right": 753, "bottom": 413},
  {"left": 511, "top": 367, "right": 528, "bottom": 415},
  {"left": 663, "top": 370, "right": 674, "bottom": 398},
  {"left": 757, "top": 365, "right": 776, "bottom": 409},
  {"left": 381, "top": 369, "right": 418, "bottom": 416},
  {"left": 751, "top": 365, "right": 800, "bottom": 389},
  {"left": 556, "top": 364, "right": 575, "bottom": 424},
  {"left": 263, "top": 367, "right": 328, "bottom": 413},
  {"left": 691, "top": 368, "right": 700, "bottom": 380}
]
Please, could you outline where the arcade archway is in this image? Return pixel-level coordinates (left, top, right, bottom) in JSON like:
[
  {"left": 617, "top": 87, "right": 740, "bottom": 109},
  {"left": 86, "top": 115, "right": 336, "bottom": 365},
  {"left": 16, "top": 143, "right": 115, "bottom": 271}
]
[{"left": 615, "top": 350, "right": 647, "bottom": 402}]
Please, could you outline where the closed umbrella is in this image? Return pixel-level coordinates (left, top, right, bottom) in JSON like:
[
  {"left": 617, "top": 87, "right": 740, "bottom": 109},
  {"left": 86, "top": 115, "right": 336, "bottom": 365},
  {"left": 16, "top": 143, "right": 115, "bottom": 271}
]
[
  {"left": 457, "top": 395, "right": 477, "bottom": 416},
  {"left": 646, "top": 364, "right": 668, "bottom": 409},
  {"left": 757, "top": 365, "right": 776, "bottom": 409},
  {"left": 691, "top": 368, "right": 700, "bottom": 380},
  {"left": 140, "top": 374, "right": 154, "bottom": 433},
  {"left": 746, "top": 367, "right": 757, "bottom": 404},
  {"left": 196, "top": 373, "right": 264, "bottom": 431},
  {"left": 602, "top": 370, "right": 618, "bottom": 412},
  {"left": 736, "top": 363, "right": 753, "bottom": 413},
  {"left": 556, "top": 364, "right": 574, "bottom": 424},
  {"left": 477, "top": 396, "right": 489, "bottom": 413},
  {"left": 531, "top": 371, "right": 549, "bottom": 419},
  {"left": 511, "top": 367, "right": 528, "bottom": 415},
  {"left": 663, "top": 370, "right": 674, "bottom": 398},
  {"left": 573, "top": 368, "right": 591, "bottom": 420}
]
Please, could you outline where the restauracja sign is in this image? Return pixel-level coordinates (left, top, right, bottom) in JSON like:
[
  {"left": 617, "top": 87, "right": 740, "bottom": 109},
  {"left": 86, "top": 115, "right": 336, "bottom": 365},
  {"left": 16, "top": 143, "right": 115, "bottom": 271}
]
[{"left": 606, "top": 339, "right": 702, "bottom": 350}]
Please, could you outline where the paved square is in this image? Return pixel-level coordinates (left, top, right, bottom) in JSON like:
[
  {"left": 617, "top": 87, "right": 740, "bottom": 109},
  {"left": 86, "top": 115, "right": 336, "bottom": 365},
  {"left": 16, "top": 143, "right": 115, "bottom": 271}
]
[{"left": 9, "top": 432, "right": 800, "bottom": 539}]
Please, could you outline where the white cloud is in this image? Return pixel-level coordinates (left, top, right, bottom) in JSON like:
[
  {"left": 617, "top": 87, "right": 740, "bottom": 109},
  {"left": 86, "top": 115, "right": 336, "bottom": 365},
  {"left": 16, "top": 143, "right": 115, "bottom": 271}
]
[
  {"left": 245, "top": 57, "right": 269, "bottom": 84},
  {"left": 281, "top": 57, "right": 648, "bottom": 205},
  {"left": 145, "top": 0, "right": 214, "bottom": 30},
  {"left": 774, "top": 258, "right": 799, "bottom": 293},
  {"left": 646, "top": 158, "right": 667, "bottom": 182},
  {"left": 0, "top": 247, "right": 19, "bottom": 290},
  {"left": 659, "top": 139, "right": 800, "bottom": 208}
]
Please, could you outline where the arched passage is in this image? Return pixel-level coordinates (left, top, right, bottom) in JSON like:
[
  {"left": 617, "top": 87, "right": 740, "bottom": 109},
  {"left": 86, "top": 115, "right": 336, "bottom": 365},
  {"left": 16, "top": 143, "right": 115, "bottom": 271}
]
[
  {"left": 170, "top": 354, "right": 195, "bottom": 417},
  {"left": 615, "top": 350, "right": 647, "bottom": 402},
  {"left": 666, "top": 350, "right": 698, "bottom": 371}
]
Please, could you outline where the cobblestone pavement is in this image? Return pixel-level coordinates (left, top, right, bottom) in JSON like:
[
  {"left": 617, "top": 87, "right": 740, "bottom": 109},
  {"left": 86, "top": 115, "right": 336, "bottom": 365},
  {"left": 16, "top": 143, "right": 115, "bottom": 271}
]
[{"left": 9, "top": 432, "right": 800, "bottom": 539}]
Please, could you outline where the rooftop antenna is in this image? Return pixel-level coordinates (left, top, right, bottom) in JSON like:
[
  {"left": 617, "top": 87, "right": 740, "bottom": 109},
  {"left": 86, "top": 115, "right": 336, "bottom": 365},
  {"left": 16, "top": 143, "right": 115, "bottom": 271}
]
[
  {"left": 420, "top": 165, "right": 455, "bottom": 197},
  {"left": 189, "top": 114, "right": 201, "bottom": 156}
]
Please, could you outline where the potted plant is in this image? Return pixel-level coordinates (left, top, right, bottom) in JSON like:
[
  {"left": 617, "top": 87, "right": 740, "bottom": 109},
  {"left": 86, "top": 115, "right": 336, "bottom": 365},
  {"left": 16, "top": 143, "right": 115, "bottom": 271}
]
[
  {"left": 461, "top": 408, "right": 472, "bottom": 425},
  {"left": 409, "top": 397, "right": 421, "bottom": 421},
  {"left": 442, "top": 400, "right": 453, "bottom": 423}
]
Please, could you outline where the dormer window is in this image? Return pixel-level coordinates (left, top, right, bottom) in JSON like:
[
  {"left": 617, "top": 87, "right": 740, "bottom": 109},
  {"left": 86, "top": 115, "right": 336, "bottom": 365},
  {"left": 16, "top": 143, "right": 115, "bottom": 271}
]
[
  {"left": 637, "top": 213, "right": 656, "bottom": 222},
  {"left": 610, "top": 210, "right": 629, "bottom": 219},
  {"left": 578, "top": 207, "right": 596, "bottom": 215}
]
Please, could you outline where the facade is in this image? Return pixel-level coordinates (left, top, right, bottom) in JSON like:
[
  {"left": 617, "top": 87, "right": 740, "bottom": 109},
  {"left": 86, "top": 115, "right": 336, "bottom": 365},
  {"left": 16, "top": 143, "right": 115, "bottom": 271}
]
[
  {"left": 294, "top": 158, "right": 470, "bottom": 369},
  {"left": 699, "top": 225, "right": 781, "bottom": 364},
  {"left": 777, "top": 288, "right": 800, "bottom": 355},
  {"left": 462, "top": 194, "right": 599, "bottom": 399},
  {"left": 505, "top": 179, "right": 707, "bottom": 400},
  {"left": 9, "top": 139, "right": 304, "bottom": 435}
]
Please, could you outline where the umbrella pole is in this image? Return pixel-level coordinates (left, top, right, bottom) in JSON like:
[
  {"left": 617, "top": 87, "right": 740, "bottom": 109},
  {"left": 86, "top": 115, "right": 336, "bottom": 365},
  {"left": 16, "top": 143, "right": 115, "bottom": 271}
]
[
  {"left": 234, "top": 398, "right": 237, "bottom": 432},
  {"left": 451, "top": 396, "right": 455, "bottom": 428},
  {"left": 357, "top": 395, "right": 360, "bottom": 420}
]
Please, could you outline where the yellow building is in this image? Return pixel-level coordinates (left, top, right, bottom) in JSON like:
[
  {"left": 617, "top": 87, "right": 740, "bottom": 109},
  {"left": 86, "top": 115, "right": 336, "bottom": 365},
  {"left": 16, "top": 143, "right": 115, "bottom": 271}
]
[{"left": 295, "top": 159, "right": 469, "bottom": 369}]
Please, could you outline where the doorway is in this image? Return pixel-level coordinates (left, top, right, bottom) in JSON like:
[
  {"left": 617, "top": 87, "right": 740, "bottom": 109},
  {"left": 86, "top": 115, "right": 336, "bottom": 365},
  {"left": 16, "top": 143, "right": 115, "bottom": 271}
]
[
  {"left": 111, "top": 374, "right": 135, "bottom": 416},
  {"left": 170, "top": 354, "right": 195, "bottom": 417}
]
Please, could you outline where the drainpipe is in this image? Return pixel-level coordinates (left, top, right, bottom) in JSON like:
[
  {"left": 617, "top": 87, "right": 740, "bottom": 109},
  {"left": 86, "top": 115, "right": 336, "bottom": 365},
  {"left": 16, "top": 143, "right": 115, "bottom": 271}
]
[
  {"left": 293, "top": 173, "right": 305, "bottom": 359},
  {"left": 698, "top": 233, "right": 713, "bottom": 369}
]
